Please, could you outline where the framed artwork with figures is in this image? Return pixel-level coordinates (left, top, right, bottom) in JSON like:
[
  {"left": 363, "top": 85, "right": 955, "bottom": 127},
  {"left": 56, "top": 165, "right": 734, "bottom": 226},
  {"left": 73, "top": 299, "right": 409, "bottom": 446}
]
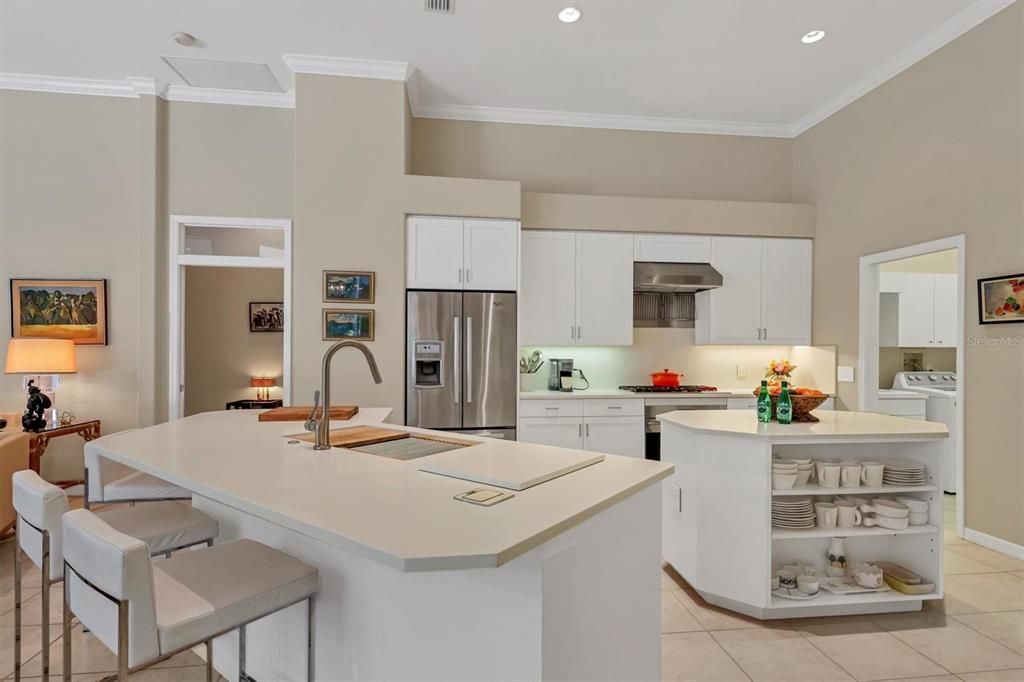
[
  {"left": 323, "top": 271, "right": 375, "bottom": 304},
  {"left": 11, "top": 278, "right": 108, "bottom": 345},
  {"left": 978, "top": 273, "right": 1024, "bottom": 324}
]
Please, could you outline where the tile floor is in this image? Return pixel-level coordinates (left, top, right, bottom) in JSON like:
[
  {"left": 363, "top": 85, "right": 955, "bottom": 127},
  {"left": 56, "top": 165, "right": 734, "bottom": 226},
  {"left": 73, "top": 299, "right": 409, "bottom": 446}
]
[{"left": 662, "top": 495, "right": 1024, "bottom": 682}]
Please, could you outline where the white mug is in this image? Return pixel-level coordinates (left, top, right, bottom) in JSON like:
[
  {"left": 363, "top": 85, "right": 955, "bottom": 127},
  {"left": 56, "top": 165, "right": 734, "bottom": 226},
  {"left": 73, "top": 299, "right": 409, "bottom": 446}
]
[
  {"left": 861, "top": 462, "right": 885, "bottom": 487},
  {"left": 836, "top": 501, "right": 862, "bottom": 528},
  {"left": 818, "top": 463, "right": 841, "bottom": 488},
  {"left": 840, "top": 462, "right": 862, "bottom": 488},
  {"left": 797, "top": 574, "right": 820, "bottom": 595},
  {"left": 815, "top": 502, "right": 838, "bottom": 529}
]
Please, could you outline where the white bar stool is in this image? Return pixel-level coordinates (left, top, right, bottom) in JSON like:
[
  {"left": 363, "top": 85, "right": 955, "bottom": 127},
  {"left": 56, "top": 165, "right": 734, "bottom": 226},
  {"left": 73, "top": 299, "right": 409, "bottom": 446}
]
[
  {"left": 61, "top": 508, "right": 318, "bottom": 682},
  {"left": 11, "top": 471, "right": 219, "bottom": 682},
  {"left": 84, "top": 446, "right": 192, "bottom": 508}
]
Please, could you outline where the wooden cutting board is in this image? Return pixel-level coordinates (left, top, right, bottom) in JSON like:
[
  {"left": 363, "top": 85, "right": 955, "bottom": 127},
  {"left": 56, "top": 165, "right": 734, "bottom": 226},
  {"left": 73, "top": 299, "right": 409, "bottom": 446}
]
[
  {"left": 258, "top": 405, "right": 359, "bottom": 422},
  {"left": 290, "top": 425, "right": 410, "bottom": 448}
]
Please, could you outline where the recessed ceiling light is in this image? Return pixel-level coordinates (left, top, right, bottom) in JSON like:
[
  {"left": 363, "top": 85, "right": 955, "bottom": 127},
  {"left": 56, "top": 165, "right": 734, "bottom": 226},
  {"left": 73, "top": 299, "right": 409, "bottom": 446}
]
[
  {"left": 801, "top": 29, "right": 826, "bottom": 44},
  {"left": 558, "top": 7, "right": 581, "bottom": 24}
]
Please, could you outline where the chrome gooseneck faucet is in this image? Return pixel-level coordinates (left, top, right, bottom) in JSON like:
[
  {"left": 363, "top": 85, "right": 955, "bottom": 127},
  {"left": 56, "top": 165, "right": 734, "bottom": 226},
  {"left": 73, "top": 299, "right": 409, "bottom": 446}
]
[{"left": 305, "top": 341, "right": 383, "bottom": 450}]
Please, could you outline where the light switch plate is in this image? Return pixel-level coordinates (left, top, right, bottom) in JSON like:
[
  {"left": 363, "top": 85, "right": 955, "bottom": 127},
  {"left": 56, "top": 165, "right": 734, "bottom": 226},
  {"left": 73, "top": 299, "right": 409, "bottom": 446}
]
[
  {"left": 838, "top": 366, "right": 855, "bottom": 383},
  {"left": 736, "top": 363, "right": 746, "bottom": 379}
]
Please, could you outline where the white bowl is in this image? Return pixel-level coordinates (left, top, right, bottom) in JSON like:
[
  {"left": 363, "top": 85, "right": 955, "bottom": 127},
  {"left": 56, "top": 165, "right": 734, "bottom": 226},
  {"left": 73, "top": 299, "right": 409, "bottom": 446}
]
[
  {"left": 795, "top": 470, "right": 812, "bottom": 487},
  {"left": 908, "top": 511, "right": 929, "bottom": 526},
  {"left": 896, "top": 497, "right": 929, "bottom": 514},
  {"left": 773, "top": 473, "right": 798, "bottom": 490},
  {"left": 865, "top": 498, "right": 910, "bottom": 518}
]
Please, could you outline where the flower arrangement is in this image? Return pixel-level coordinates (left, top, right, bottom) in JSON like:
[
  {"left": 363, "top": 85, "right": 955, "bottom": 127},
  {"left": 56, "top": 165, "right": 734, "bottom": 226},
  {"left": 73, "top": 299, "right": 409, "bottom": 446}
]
[{"left": 764, "top": 359, "right": 797, "bottom": 382}]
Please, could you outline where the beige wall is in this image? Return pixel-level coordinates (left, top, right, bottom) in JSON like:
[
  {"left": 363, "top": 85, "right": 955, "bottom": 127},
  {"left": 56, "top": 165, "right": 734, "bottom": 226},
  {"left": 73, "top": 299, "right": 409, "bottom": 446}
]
[
  {"left": 184, "top": 267, "right": 283, "bottom": 415},
  {"left": 880, "top": 249, "right": 958, "bottom": 274},
  {"left": 793, "top": 4, "right": 1024, "bottom": 543},
  {"left": 0, "top": 91, "right": 142, "bottom": 480},
  {"left": 411, "top": 118, "right": 793, "bottom": 202}
]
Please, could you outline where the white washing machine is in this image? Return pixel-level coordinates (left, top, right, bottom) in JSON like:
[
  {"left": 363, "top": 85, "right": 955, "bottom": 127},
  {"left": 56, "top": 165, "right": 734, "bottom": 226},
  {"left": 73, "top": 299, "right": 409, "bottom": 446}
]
[{"left": 893, "top": 371, "right": 958, "bottom": 493}]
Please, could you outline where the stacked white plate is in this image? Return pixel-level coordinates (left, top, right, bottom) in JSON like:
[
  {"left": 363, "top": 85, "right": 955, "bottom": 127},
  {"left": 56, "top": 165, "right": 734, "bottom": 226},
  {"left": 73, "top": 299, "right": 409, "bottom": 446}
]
[
  {"left": 772, "top": 496, "right": 815, "bottom": 529},
  {"left": 882, "top": 461, "right": 928, "bottom": 486}
]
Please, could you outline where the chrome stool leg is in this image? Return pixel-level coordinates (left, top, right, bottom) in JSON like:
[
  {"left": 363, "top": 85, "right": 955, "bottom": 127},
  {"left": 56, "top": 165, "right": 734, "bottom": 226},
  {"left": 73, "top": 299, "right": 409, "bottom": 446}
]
[
  {"left": 239, "top": 624, "right": 247, "bottom": 682},
  {"left": 62, "top": 574, "right": 71, "bottom": 682},
  {"left": 307, "top": 596, "right": 315, "bottom": 682},
  {"left": 40, "top": 530, "right": 50, "bottom": 682},
  {"left": 205, "top": 639, "right": 213, "bottom": 682},
  {"left": 14, "top": 520, "right": 21, "bottom": 682}
]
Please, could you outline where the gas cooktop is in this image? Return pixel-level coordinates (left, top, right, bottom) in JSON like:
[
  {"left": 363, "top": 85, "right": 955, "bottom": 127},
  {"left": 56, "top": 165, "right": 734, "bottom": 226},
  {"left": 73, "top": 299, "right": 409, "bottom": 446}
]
[{"left": 618, "top": 385, "right": 720, "bottom": 393}]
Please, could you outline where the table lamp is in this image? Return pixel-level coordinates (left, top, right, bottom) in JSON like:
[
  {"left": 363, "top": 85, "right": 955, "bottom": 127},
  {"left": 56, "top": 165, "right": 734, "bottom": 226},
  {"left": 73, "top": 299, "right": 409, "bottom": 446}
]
[
  {"left": 4, "top": 338, "right": 77, "bottom": 430},
  {"left": 250, "top": 376, "right": 275, "bottom": 401}
]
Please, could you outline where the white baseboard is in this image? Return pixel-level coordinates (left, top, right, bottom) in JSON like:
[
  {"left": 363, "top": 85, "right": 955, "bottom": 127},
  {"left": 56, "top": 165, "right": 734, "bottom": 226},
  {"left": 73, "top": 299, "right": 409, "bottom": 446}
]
[{"left": 964, "top": 527, "right": 1024, "bottom": 560}]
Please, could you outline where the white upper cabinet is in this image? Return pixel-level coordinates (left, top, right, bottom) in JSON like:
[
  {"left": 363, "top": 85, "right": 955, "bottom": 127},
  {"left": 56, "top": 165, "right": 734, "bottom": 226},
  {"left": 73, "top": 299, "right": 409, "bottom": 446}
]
[
  {"left": 520, "top": 231, "right": 633, "bottom": 346},
  {"left": 633, "top": 234, "right": 711, "bottom": 263},
  {"left": 520, "top": 231, "right": 577, "bottom": 345},
  {"left": 406, "top": 216, "right": 519, "bottom": 291},
  {"left": 463, "top": 219, "right": 519, "bottom": 291},
  {"left": 696, "top": 236, "right": 812, "bottom": 345},
  {"left": 878, "top": 272, "right": 957, "bottom": 347},
  {"left": 762, "top": 238, "right": 813, "bottom": 345},
  {"left": 575, "top": 232, "right": 634, "bottom": 345}
]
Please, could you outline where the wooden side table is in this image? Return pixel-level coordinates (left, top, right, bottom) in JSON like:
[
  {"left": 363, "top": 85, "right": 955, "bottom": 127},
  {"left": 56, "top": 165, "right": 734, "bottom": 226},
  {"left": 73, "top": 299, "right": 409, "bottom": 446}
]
[
  {"left": 226, "top": 399, "right": 284, "bottom": 410},
  {"left": 27, "top": 419, "right": 101, "bottom": 488}
]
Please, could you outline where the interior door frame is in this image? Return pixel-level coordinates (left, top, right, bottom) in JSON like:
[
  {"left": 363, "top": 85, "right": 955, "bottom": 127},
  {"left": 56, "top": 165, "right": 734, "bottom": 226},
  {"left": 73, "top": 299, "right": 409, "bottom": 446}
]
[
  {"left": 168, "top": 215, "right": 292, "bottom": 420},
  {"left": 858, "top": 234, "right": 966, "bottom": 537}
]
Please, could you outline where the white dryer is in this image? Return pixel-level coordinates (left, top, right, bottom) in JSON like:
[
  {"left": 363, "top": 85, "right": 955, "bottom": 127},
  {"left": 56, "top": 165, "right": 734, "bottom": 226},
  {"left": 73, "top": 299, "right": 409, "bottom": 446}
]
[{"left": 893, "top": 372, "right": 958, "bottom": 493}]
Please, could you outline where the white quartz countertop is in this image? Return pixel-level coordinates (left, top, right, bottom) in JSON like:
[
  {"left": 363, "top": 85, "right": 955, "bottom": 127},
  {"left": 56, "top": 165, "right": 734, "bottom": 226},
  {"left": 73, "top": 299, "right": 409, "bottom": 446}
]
[
  {"left": 657, "top": 409, "right": 947, "bottom": 442},
  {"left": 519, "top": 389, "right": 751, "bottom": 400},
  {"left": 87, "top": 409, "right": 672, "bottom": 572}
]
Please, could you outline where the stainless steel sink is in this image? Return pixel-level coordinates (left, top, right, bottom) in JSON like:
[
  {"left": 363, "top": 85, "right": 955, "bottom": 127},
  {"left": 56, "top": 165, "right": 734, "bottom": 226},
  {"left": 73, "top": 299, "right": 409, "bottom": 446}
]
[{"left": 351, "top": 436, "right": 471, "bottom": 461}]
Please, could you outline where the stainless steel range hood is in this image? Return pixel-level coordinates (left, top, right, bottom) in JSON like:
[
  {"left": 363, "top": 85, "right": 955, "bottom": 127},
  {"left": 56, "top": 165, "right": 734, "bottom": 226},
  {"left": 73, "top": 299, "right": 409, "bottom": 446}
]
[{"left": 634, "top": 262, "right": 723, "bottom": 293}]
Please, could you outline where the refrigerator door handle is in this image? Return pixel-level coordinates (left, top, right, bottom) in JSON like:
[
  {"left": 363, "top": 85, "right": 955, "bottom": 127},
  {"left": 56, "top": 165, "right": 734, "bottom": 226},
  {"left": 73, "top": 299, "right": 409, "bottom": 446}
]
[
  {"left": 465, "top": 317, "right": 473, "bottom": 403},
  {"left": 453, "top": 316, "right": 461, "bottom": 404}
]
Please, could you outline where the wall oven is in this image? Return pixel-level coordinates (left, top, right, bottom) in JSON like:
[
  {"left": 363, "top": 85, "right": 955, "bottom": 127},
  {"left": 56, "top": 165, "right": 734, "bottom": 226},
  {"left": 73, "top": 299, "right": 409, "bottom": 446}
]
[{"left": 644, "top": 398, "right": 729, "bottom": 460}]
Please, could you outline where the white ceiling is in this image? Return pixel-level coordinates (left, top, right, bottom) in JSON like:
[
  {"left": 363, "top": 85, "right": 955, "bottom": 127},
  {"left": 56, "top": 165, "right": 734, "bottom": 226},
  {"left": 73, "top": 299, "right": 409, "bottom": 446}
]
[{"left": 0, "top": 0, "right": 1013, "bottom": 136}]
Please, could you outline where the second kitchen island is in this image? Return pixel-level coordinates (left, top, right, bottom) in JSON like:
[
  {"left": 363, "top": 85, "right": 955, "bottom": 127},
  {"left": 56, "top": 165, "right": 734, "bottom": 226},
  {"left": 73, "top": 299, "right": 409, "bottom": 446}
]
[{"left": 660, "top": 409, "right": 948, "bottom": 619}]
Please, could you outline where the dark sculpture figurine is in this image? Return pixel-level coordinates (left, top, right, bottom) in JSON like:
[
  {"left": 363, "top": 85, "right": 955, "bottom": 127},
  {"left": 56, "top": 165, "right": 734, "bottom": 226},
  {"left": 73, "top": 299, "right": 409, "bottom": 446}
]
[{"left": 22, "top": 379, "right": 51, "bottom": 432}]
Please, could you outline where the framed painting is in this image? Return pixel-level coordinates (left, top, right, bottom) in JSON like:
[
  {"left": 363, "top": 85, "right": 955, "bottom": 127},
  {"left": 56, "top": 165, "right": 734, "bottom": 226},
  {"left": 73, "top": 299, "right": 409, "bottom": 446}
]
[
  {"left": 323, "top": 271, "right": 375, "bottom": 304},
  {"left": 249, "top": 302, "right": 284, "bottom": 332},
  {"left": 978, "top": 273, "right": 1024, "bottom": 324},
  {"left": 11, "top": 278, "right": 108, "bottom": 345},
  {"left": 323, "top": 309, "right": 374, "bottom": 341}
]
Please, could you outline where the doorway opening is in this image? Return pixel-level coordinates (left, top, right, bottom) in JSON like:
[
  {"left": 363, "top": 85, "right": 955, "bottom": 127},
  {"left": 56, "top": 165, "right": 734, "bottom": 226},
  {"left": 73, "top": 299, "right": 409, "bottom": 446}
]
[
  {"left": 168, "top": 215, "right": 292, "bottom": 420},
  {"left": 858, "top": 236, "right": 965, "bottom": 539}
]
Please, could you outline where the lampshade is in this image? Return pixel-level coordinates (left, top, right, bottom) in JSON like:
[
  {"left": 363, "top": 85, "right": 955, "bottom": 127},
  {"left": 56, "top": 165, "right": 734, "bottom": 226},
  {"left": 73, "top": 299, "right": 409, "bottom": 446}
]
[
  {"left": 250, "top": 377, "right": 275, "bottom": 388},
  {"left": 4, "top": 339, "right": 77, "bottom": 374}
]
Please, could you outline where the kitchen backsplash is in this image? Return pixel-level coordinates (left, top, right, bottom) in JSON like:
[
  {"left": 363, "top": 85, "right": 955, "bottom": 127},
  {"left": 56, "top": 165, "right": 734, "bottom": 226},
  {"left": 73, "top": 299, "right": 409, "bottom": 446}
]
[{"left": 521, "top": 328, "right": 837, "bottom": 394}]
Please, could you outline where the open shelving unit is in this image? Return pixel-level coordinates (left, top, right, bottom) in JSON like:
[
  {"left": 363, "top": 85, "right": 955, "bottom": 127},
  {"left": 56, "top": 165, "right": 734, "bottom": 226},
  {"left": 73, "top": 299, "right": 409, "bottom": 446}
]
[
  {"left": 772, "top": 524, "right": 939, "bottom": 540},
  {"left": 772, "top": 483, "right": 939, "bottom": 497}
]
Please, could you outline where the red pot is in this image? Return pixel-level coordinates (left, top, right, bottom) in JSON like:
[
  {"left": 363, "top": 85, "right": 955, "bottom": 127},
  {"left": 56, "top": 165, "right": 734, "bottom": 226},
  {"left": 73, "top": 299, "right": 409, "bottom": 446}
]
[{"left": 651, "top": 369, "right": 683, "bottom": 387}]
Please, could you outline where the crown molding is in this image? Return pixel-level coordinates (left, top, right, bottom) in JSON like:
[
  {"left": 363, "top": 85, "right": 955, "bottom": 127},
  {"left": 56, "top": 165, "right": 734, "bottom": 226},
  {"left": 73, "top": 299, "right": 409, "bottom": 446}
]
[
  {"left": 164, "top": 85, "right": 295, "bottom": 108},
  {"left": 0, "top": 71, "right": 295, "bottom": 108},
  {"left": 0, "top": 72, "right": 136, "bottom": 98},
  {"left": 412, "top": 102, "right": 794, "bottom": 138},
  {"left": 282, "top": 54, "right": 414, "bottom": 81},
  {"left": 789, "top": 0, "right": 1015, "bottom": 136}
]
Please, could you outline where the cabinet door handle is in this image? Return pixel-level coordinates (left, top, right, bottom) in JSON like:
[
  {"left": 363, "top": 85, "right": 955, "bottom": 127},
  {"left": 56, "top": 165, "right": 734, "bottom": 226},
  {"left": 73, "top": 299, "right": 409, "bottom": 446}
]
[
  {"left": 466, "top": 269, "right": 471, "bottom": 283},
  {"left": 578, "top": 423, "right": 582, "bottom": 437},
  {"left": 458, "top": 268, "right": 463, "bottom": 283},
  {"left": 571, "top": 326, "right": 576, "bottom": 339},
  {"left": 577, "top": 326, "right": 582, "bottom": 339},
  {"left": 585, "top": 423, "right": 590, "bottom": 437},
  {"left": 763, "top": 327, "right": 767, "bottom": 340}
]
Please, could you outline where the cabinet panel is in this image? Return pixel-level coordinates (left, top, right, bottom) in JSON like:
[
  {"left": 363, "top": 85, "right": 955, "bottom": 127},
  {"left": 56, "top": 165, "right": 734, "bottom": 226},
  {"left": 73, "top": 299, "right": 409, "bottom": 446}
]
[
  {"left": 762, "top": 238, "right": 812, "bottom": 345},
  {"left": 575, "top": 232, "right": 634, "bottom": 345},
  {"left": 582, "top": 399, "right": 644, "bottom": 417},
  {"left": 520, "top": 231, "right": 577, "bottom": 345},
  {"left": 464, "top": 219, "right": 518, "bottom": 291},
  {"left": 633, "top": 235, "right": 711, "bottom": 263},
  {"left": 890, "top": 272, "right": 935, "bottom": 346},
  {"left": 704, "top": 237, "right": 763, "bottom": 344},
  {"left": 932, "top": 273, "right": 958, "bottom": 347},
  {"left": 583, "top": 417, "right": 645, "bottom": 458},
  {"left": 518, "top": 399, "right": 584, "bottom": 418},
  {"left": 407, "top": 217, "right": 465, "bottom": 289},
  {"left": 518, "top": 417, "right": 583, "bottom": 450}
]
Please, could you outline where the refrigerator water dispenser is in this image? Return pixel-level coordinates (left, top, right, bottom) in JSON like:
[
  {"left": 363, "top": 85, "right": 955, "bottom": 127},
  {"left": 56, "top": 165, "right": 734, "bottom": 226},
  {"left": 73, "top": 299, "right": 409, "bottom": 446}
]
[{"left": 413, "top": 341, "right": 444, "bottom": 387}]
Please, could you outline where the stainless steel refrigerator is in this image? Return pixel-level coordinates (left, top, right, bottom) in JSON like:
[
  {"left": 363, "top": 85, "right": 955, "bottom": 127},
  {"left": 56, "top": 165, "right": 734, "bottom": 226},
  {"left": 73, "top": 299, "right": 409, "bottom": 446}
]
[{"left": 406, "top": 291, "right": 517, "bottom": 439}]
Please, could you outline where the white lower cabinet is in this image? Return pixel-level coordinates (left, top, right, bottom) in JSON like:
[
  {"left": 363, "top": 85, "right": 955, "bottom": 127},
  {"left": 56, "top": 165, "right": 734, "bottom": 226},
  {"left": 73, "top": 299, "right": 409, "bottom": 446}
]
[
  {"left": 518, "top": 416, "right": 584, "bottom": 450},
  {"left": 519, "top": 399, "right": 645, "bottom": 458}
]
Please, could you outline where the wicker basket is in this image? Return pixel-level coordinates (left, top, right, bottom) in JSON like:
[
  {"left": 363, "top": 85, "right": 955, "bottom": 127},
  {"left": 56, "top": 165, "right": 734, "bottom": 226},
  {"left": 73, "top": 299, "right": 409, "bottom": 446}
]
[{"left": 752, "top": 388, "right": 828, "bottom": 423}]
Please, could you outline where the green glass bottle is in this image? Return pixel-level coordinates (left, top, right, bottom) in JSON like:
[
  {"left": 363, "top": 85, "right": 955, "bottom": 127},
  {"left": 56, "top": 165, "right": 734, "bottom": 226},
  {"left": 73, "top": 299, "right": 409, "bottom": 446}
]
[
  {"left": 777, "top": 381, "right": 793, "bottom": 424},
  {"left": 757, "top": 380, "right": 772, "bottom": 423}
]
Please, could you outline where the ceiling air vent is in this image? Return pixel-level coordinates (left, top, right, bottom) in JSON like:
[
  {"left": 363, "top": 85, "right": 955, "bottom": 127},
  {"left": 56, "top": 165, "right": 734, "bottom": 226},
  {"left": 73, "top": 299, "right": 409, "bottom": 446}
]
[{"left": 424, "top": 0, "right": 453, "bottom": 14}]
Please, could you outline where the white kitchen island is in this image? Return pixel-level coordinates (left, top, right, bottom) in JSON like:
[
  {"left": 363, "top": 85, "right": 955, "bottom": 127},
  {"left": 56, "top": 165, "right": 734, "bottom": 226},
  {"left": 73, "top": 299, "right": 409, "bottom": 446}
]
[
  {"left": 659, "top": 410, "right": 948, "bottom": 620},
  {"left": 86, "top": 409, "right": 672, "bottom": 681}
]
